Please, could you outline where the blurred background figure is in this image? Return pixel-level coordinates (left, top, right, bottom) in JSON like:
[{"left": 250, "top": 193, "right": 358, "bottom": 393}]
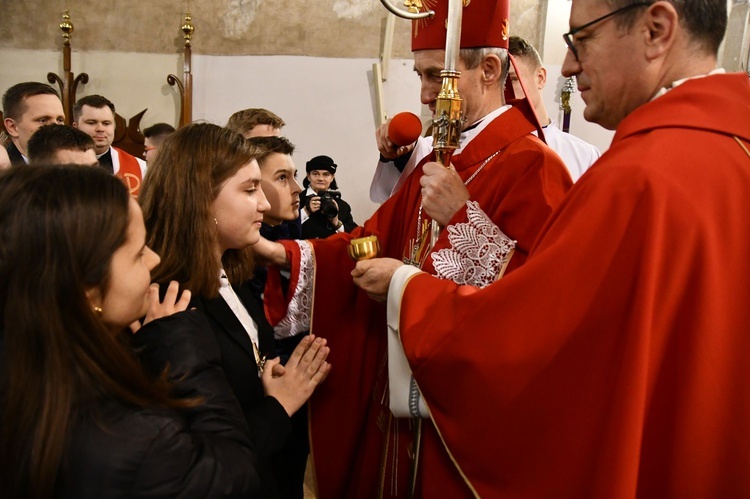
[
  {"left": 508, "top": 35, "right": 600, "bottom": 181},
  {"left": 27, "top": 124, "right": 97, "bottom": 166},
  {"left": 300, "top": 155, "right": 357, "bottom": 239},
  {"left": 142, "top": 122, "right": 176, "bottom": 163},
  {"left": 226, "top": 108, "right": 285, "bottom": 139},
  {"left": 2, "top": 82, "right": 65, "bottom": 166}
]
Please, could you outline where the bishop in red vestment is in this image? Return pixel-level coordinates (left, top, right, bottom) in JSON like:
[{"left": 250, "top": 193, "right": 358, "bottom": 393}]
[{"left": 258, "top": 1, "right": 572, "bottom": 496}]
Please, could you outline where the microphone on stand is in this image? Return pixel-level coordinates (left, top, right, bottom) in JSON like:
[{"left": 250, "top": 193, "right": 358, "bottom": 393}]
[{"left": 388, "top": 112, "right": 422, "bottom": 147}]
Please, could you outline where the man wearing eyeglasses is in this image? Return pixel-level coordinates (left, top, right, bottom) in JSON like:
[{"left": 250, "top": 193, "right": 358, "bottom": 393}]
[
  {"left": 353, "top": 0, "right": 750, "bottom": 496},
  {"left": 142, "top": 122, "right": 175, "bottom": 163}
]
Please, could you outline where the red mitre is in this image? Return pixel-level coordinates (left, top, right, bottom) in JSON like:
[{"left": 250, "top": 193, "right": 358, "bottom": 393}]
[{"left": 411, "top": 0, "right": 510, "bottom": 51}]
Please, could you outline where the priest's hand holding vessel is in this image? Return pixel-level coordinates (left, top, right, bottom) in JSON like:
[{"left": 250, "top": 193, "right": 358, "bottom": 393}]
[{"left": 347, "top": 235, "right": 382, "bottom": 261}]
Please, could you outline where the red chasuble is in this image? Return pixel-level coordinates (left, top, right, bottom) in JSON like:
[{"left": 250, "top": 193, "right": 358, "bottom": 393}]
[
  {"left": 396, "top": 73, "right": 750, "bottom": 497},
  {"left": 265, "top": 106, "right": 572, "bottom": 497}
]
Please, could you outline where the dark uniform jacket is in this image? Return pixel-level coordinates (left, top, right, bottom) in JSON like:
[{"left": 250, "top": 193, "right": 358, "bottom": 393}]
[
  {"left": 57, "top": 311, "right": 260, "bottom": 498},
  {"left": 299, "top": 189, "right": 357, "bottom": 239}
]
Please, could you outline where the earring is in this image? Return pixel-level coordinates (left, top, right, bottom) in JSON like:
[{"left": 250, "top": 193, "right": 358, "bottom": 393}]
[
  {"left": 94, "top": 306, "right": 103, "bottom": 313},
  {"left": 214, "top": 218, "right": 218, "bottom": 226}
]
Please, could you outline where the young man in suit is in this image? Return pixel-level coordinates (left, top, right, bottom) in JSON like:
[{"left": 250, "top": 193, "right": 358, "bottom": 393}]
[{"left": 2, "top": 82, "right": 65, "bottom": 166}]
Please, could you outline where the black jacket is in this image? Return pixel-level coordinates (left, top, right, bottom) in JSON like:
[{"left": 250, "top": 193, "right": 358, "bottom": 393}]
[
  {"left": 299, "top": 190, "right": 357, "bottom": 239},
  {"left": 6, "top": 143, "right": 25, "bottom": 166},
  {"left": 189, "top": 282, "right": 292, "bottom": 499},
  {"left": 57, "top": 311, "right": 259, "bottom": 498}
]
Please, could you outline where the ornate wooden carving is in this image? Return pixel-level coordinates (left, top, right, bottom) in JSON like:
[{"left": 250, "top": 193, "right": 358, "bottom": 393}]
[
  {"left": 47, "top": 10, "right": 89, "bottom": 126},
  {"left": 34, "top": 8, "right": 193, "bottom": 156},
  {"left": 113, "top": 110, "right": 147, "bottom": 158},
  {"left": 168, "top": 11, "right": 194, "bottom": 127}
]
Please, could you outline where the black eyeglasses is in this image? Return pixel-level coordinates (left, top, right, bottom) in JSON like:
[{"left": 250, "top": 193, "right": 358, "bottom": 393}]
[{"left": 563, "top": 2, "right": 652, "bottom": 61}]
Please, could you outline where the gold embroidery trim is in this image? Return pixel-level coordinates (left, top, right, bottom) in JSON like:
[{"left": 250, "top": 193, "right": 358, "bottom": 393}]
[{"left": 734, "top": 136, "right": 750, "bottom": 159}]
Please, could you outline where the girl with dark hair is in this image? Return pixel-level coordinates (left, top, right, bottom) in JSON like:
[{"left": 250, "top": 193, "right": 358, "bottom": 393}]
[
  {"left": 0, "top": 165, "right": 260, "bottom": 498},
  {"left": 140, "top": 123, "right": 330, "bottom": 499}
]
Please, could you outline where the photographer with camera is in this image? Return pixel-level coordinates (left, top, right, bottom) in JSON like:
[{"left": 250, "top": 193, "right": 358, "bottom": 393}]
[{"left": 300, "top": 155, "right": 357, "bottom": 239}]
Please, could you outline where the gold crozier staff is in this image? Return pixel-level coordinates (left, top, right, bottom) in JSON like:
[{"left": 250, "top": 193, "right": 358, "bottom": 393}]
[{"left": 378, "top": 0, "right": 465, "bottom": 495}]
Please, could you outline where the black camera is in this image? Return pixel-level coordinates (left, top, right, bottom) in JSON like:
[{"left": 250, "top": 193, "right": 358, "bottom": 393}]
[{"left": 310, "top": 190, "right": 340, "bottom": 218}]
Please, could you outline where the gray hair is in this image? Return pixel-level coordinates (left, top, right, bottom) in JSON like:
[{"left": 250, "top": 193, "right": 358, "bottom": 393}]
[{"left": 460, "top": 47, "right": 510, "bottom": 88}]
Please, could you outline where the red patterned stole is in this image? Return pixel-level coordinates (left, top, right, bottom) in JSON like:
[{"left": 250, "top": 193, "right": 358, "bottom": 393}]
[{"left": 113, "top": 147, "right": 143, "bottom": 197}]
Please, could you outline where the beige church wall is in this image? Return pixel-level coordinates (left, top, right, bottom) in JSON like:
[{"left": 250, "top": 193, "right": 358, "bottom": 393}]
[
  {"left": 68, "top": 51, "right": 184, "bottom": 127},
  {"left": 0, "top": 50, "right": 60, "bottom": 94},
  {"left": 0, "top": 48, "right": 183, "bottom": 128},
  {"left": 192, "top": 54, "right": 421, "bottom": 223},
  {"left": 0, "top": 48, "right": 418, "bottom": 222},
  {"left": 542, "top": 1, "right": 614, "bottom": 152}
]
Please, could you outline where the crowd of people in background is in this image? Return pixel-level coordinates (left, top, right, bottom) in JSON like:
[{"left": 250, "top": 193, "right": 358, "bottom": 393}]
[{"left": 1, "top": 0, "right": 749, "bottom": 497}]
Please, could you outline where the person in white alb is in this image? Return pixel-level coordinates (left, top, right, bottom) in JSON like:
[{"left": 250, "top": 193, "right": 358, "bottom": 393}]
[{"left": 508, "top": 35, "right": 601, "bottom": 182}]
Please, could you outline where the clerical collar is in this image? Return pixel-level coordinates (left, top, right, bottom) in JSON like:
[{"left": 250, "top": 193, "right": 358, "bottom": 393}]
[
  {"left": 462, "top": 120, "right": 482, "bottom": 133},
  {"left": 96, "top": 148, "right": 114, "bottom": 173},
  {"left": 456, "top": 105, "right": 512, "bottom": 155}
]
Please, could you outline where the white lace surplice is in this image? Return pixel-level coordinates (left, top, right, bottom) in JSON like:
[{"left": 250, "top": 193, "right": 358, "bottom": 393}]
[
  {"left": 389, "top": 201, "right": 516, "bottom": 418},
  {"left": 273, "top": 240, "right": 314, "bottom": 339}
]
